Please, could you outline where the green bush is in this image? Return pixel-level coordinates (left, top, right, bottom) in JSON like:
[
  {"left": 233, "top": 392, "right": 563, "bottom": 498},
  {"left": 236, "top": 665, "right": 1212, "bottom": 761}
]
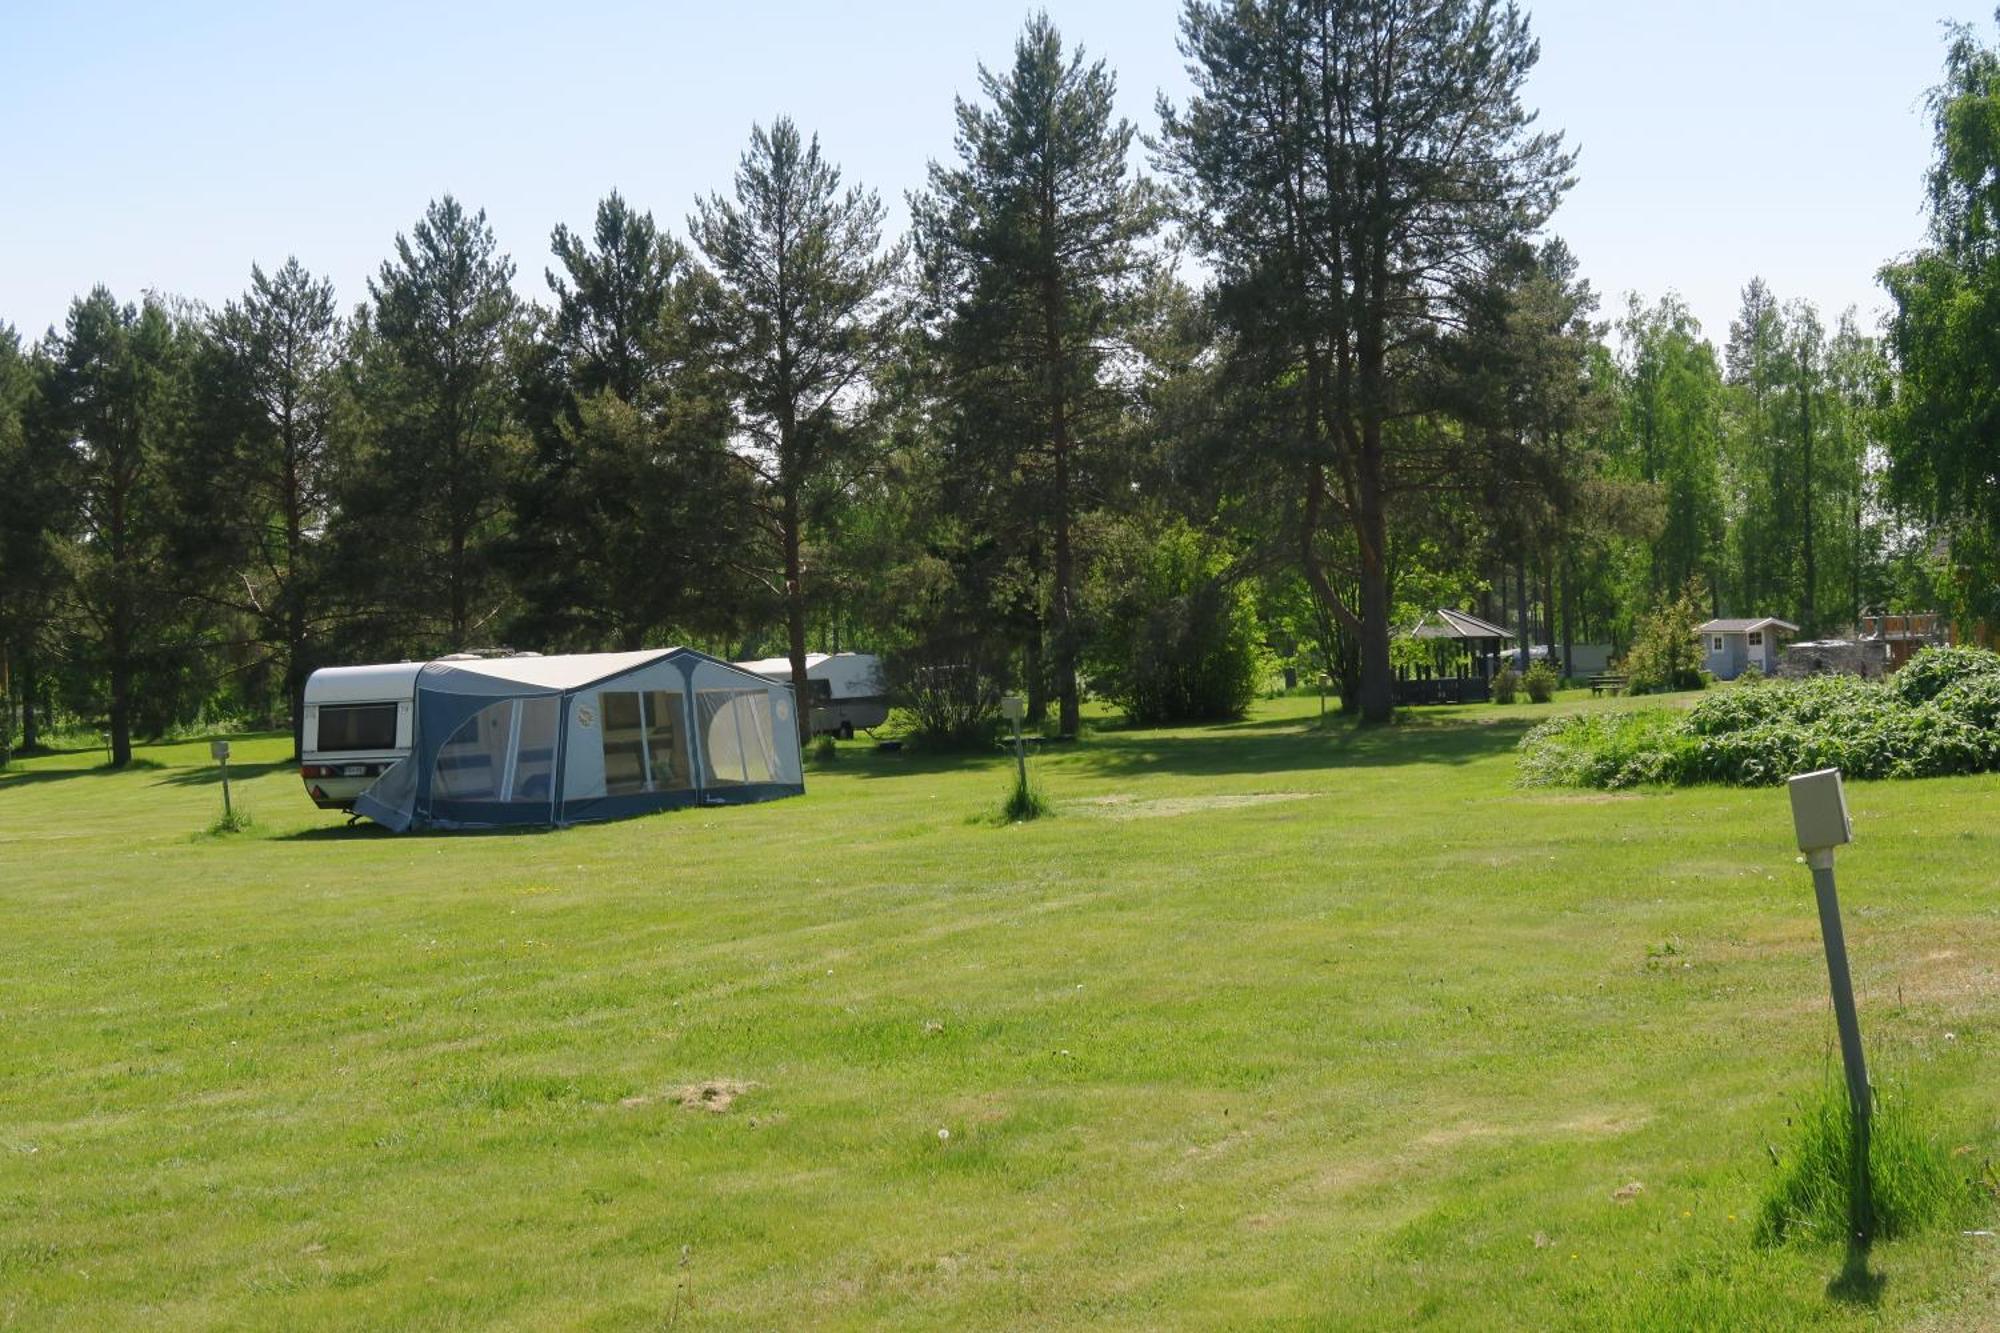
[
  {"left": 1518, "top": 646, "right": 2000, "bottom": 788},
  {"left": 1083, "top": 518, "right": 1267, "bottom": 726},
  {"left": 1623, "top": 579, "right": 1708, "bottom": 694},
  {"left": 1523, "top": 661, "right": 1558, "bottom": 703},
  {"left": 1492, "top": 664, "right": 1519, "bottom": 704}
]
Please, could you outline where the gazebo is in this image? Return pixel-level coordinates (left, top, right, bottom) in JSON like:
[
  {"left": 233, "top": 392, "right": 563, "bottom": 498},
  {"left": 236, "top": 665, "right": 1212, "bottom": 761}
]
[{"left": 1399, "top": 609, "right": 1515, "bottom": 704}]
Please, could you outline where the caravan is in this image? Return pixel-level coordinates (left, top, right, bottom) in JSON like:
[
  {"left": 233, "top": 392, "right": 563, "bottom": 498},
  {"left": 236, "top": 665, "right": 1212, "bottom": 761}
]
[
  {"left": 299, "top": 662, "right": 422, "bottom": 809},
  {"left": 299, "top": 649, "right": 804, "bottom": 828},
  {"left": 735, "top": 652, "right": 889, "bottom": 738}
]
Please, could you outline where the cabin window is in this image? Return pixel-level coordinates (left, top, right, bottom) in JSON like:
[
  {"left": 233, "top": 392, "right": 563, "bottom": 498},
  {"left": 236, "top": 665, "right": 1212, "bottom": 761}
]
[
  {"left": 317, "top": 702, "right": 398, "bottom": 752},
  {"left": 1712, "top": 636, "right": 1723, "bottom": 652},
  {"left": 1748, "top": 631, "right": 1763, "bottom": 647},
  {"left": 600, "top": 690, "right": 690, "bottom": 794}
]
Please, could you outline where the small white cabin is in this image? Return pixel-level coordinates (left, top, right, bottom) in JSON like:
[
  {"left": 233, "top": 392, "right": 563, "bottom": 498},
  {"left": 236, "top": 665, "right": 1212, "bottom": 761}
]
[
  {"left": 1696, "top": 617, "right": 1798, "bottom": 680},
  {"left": 735, "top": 652, "right": 889, "bottom": 738}
]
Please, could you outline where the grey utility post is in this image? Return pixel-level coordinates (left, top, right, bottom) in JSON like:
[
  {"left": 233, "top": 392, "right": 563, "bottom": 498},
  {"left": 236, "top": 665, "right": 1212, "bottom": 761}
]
[
  {"left": 211, "top": 738, "right": 234, "bottom": 822},
  {"left": 1000, "top": 694, "right": 1027, "bottom": 790},
  {"left": 1787, "top": 766, "right": 1873, "bottom": 1239}
]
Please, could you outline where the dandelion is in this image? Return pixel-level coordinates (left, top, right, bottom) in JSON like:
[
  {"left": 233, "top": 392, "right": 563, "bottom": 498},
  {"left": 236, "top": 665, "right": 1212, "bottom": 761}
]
[{"left": 938, "top": 1128, "right": 950, "bottom": 1143}]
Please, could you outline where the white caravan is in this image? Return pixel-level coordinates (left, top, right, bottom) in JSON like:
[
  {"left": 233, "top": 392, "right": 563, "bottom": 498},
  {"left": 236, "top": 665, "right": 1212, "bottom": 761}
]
[
  {"left": 299, "top": 661, "right": 421, "bottom": 809},
  {"left": 735, "top": 652, "right": 889, "bottom": 738}
]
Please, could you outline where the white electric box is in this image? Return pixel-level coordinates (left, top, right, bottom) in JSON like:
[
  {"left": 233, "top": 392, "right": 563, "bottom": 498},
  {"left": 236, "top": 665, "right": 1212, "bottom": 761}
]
[{"left": 1787, "top": 767, "right": 1851, "bottom": 853}]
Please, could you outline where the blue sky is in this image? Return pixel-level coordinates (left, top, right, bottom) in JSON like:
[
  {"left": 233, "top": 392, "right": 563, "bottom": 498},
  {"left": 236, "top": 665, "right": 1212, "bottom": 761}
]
[{"left": 0, "top": 1, "right": 1983, "bottom": 346}]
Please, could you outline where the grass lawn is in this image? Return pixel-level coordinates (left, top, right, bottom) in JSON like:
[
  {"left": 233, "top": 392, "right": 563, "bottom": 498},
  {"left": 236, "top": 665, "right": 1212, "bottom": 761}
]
[{"left": 1, "top": 692, "right": 1994, "bottom": 1328}]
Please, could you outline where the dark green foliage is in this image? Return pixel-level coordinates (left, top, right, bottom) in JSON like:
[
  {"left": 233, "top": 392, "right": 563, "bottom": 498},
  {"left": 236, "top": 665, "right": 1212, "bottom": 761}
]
[
  {"left": 1887, "top": 643, "right": 2000, "bottom": 703},
  {"left": 39, "top": 290, "right": 202, "bottom": 766},
  {"left": 1757, "top": 1079, "right": 1971, "bottom": 1247},
  {"left": 339, "top": 197, "right": 522, "bottom": 652},
  {"left": 1881, "top": 16, "right": 2000, "bottom": 629},
  {"left": 1158, "top": 0, "right": 1575, "bottom": 723},
  {"left": 507, "top": 193, "right": 759, "bottom": 653},
  {"left": 1492, "top": 664, "right": 1519, "bottom": 705},
  {"left": 809, "top": 734, "right": 838, "bottom": 766},
  {"left": 693, "top": 118, "right": 902, "bottom": 745},
  {"left": 195, "top": 259, "right": 344, "bottom": 754},
  {"left": 912, "top": 13, "right": 1158, "bottom": 737},
  {"left": 1523, "top": 661, "right": 1559, "bottom": 703},
  {"left": 1082, "top": 519, "right": 1264, "bottom": 725},
  {"left": 1520, "top": 646, "right": 2000, "bottom": 787},
  {"left": 1622, "top": 579, "right": 1708, "bottom": 693}
]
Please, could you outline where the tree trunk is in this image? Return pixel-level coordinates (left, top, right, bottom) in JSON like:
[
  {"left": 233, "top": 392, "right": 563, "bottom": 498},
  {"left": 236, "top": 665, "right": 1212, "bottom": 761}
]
[
  {"left": 1051, "top": 446, "right": 1078, "bottom": 736},
  {"left": 1516, "top": 559, "right": 1531, "bottom": 672},
  {"left": 1560, "top": 555, "right": 1576, "bottom": 681},
  {"left": 1356, "top": 502, "right": 1393, "bottom": 724},
  {"left": 1024, "top": 629, "right": 1047, "bottom": 727},
  {"left": 782, "top": 491, "right": 811, "bottom": 749},
  {"left": 1800, "top": 378, "right": 1816, "bottom": 634},
  {"left": 109, "top": 628, "right": 132, "bottom": 768},
  {"left": 19, "top": 646, "right": 37, "bottom": 752},
  {"left": 287, "top": 644, "right": 308, "bottom": 761}
]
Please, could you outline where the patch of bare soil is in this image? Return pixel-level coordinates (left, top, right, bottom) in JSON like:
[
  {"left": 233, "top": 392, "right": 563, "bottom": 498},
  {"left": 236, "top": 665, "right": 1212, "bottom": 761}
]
[
  {"left": 1072, "top": 792, "right": 1314, "bottom": 820},
  {"left": 619, "top": 1079, "right": 757, "bottom": 1113}
]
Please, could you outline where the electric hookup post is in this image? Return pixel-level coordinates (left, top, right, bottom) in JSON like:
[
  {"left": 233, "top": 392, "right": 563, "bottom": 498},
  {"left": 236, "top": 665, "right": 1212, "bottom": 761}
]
[
  {"left": 211, "top": 739, "right": 233, "bottom": 822},
  {"left": 1788, "top": 766, "right": 1874, "bottom": 1239},
  {"left": 1000, "top": 694, "right": 1027, "bottom": 790}
]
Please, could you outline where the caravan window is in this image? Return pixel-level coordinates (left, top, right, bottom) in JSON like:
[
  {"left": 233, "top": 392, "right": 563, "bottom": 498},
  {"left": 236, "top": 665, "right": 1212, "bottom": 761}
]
[
  {"left": 508, "top": 697, "right": 559, "bottom": 803},
  {"left": 432, "top": 697, "right": 561, "bottom": 804},
  {"left": 433, "top": 703, "right": 511, "bottom": 801},
  {"left": 317, "top": 703, "right": 398, "bottom": 752},
  {"left": 602, "top": 692, "right": 648, "bottom": 795},
  {"left": 699, "top": 689, "right": 779, "bottom": 786},
  {"left": 600, "top": 690, "right": 691, "bottom": 794},
  {"left": 644, "top": 691, "right": 692, "bottom": 790}
]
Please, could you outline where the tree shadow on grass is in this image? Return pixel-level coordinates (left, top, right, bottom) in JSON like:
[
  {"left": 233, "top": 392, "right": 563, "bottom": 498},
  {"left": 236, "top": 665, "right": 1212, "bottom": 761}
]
[
  {"left": 1056, "top": 714, "right": 1534, "bottom": 781},
  {"left": 149, "top": 758, "right": 296, "bottom": 788},
  {"left": 0, "top": 757, "right": 164, "bottom": 787},
  {"left": 844, "top": 711, "right": 1534, "bottom": 783}
]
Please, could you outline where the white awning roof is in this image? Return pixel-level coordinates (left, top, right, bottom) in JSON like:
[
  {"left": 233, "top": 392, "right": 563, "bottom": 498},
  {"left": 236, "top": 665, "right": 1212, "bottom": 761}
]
[{"left": 429, "top": 649, "right": 678, "bottom": 691}]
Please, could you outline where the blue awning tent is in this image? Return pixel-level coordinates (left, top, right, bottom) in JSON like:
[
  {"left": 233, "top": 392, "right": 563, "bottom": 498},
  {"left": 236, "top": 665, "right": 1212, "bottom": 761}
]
[{"left": 353, "top": 648, "right": 804, "bottom": 831}]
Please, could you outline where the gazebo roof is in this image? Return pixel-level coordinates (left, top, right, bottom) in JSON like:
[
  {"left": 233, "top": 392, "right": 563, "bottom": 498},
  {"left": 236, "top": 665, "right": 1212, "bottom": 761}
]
[{"left": 1410, "top": 609, "right": 1514, "bottom": 642}]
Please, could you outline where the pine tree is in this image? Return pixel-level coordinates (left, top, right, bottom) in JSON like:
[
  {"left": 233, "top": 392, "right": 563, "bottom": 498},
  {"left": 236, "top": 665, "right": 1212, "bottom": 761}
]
[
  {"left": 192, "top": 259, "right": 343, "bottom": 754},
  {"left": 692, "top": 119, "right": 903, "bottom": 744},
  {"left": 40, "top": 290, "right": 196, "bottom": 766},
  {"left": 913, "top": 12, "right": 1158, "bottom": 736},
  {"left": 341, "top": 197, "right": 522, "bottom": 651},
  {"left": 509, "top": 192, "right": 759, "bottom": 651},
  {"left": 1158, "top": 0, "right": 1574, "bottom": 722}
]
